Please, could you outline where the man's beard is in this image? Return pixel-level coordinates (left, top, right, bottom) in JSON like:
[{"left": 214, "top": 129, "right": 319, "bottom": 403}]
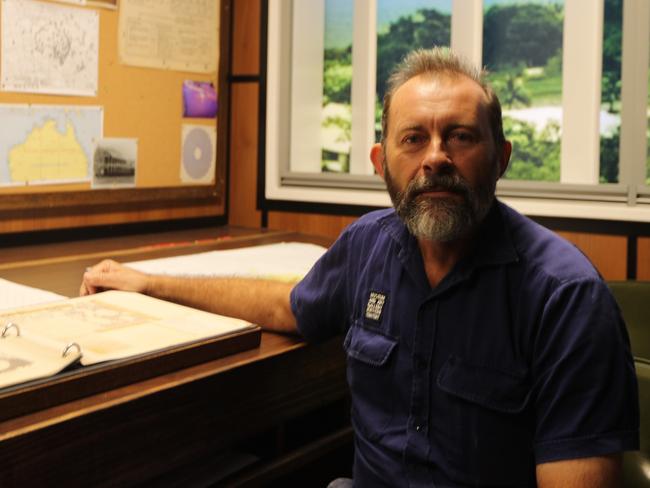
[{"left": 384, "top": 163, "right": 496, "bottom": 242}]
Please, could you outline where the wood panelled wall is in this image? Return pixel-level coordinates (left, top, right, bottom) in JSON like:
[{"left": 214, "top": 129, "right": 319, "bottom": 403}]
[
  {"left": 229, "top": 0, "right": 261, "bottom": 229},
  {"left": 639, "top": 238, "right": 650, "bottom": 280},
  {"left": 555, "top": 232, "right": 628, "bottom": 281},
  {"left": 228, "top": 0, "right": 648, "bottom": 281}
]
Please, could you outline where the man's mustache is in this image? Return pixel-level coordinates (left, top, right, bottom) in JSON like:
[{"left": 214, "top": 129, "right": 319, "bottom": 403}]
[{"left": 406, "top": 173, "right": 470, "bottom": 199}]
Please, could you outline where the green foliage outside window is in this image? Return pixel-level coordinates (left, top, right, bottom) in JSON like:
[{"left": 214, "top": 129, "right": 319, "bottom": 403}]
[
  {"left": 320, "top": 1, "right": 631, "bottom": 181},
  {"left": 323, "top": 46, "right": 352, "bottom": 105},
  {"left": 504, "top": 117, "right": 560, "bottom": 181},
  {"left": 483, "top": 2, "right": 564, "bottom": 181},
  {"left": 599, "top": 0, "right": 622, "bottom": 183},
  {"left": 375, "top": 9, "right": 451, "bottom": 103},
  {"left": 483, "top": 4, "right": 563, "bottom": 70}
]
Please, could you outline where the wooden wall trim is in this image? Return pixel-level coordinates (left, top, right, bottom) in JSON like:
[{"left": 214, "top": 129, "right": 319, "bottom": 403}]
[
  {"left": 0, "top": 186, "right": 219, "bottom": 211},
  {"left": 228, "top": 0, "right": 263, "bottom": 228},
  {"left": 229, "top": 83, "right": 261, "bottom": 228}
]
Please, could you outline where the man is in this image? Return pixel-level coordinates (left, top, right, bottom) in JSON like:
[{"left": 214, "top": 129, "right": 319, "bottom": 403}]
[{"left": 81, "top": 48, "right": 639, "bottom": 487}]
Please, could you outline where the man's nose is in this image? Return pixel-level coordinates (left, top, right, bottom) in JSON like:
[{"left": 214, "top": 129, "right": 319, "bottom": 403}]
[{"left": 420, "top": 138, "right": 452, "bottom": 173}]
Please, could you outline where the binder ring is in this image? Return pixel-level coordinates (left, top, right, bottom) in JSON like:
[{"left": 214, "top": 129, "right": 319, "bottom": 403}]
[
  {"left": 62, "top": 342, "right": 81, "bottom": 358},
  {"left": 1, "top": 322, "right": 20, "bottom": 338}
]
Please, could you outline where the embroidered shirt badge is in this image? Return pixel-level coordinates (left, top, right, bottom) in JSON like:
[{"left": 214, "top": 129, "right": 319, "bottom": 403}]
[{"left": 365, "top": 291, "right": 386, "bottom": 321}]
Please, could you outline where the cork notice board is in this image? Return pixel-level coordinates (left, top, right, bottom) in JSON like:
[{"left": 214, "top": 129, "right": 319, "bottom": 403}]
[{"left": 0, "top": 0, "right": 229, "bottom": 230}]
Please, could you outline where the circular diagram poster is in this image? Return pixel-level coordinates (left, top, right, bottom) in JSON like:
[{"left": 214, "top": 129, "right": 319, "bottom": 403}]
[{"left": 180, "top": 124, "right": 216, "bottom": 184}]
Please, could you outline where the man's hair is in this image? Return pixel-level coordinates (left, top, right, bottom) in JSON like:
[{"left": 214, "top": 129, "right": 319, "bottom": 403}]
[{"left": 380, "top": 47, "right": 506, "bottom": 149}]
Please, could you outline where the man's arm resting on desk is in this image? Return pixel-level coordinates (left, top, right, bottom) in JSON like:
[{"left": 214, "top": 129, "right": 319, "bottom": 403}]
[
  {"left": 536, "top": 454, "right": 622, "bottom": 488},
  {"left": 80, "top": 259, "right": 298, "bottom": 334}
]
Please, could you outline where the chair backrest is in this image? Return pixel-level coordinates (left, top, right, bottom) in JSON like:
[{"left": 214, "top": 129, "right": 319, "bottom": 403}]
[
  {"left": 607, "top": 281, "right": 650, "bottom": 487},
  {"left": 607, "top": 281, "right": 650, "bottom": 361},
  {"left": 623, "top": 361, "right": 650, "bottom": 487}
]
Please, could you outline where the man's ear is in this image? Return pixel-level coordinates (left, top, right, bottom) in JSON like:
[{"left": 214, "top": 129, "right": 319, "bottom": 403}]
[
  {"left": 497, "top": 141, "right": 512, "bottom": 178},
  {"left": 370, "top": 143, "right": 385, "bottom": 178}
]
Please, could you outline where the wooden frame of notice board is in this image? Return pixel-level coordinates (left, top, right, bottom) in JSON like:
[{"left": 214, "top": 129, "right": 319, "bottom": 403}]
[{"left": 0, "top": 0, "right": 232, "bottom": 232}]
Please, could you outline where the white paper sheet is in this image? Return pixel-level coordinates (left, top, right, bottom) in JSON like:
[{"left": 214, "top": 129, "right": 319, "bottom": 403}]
[
  {"left": 1, "top": 0, "right": 99, "bottom": 96},
  {"left": 0, "top": 278, "right": 66, "bottom": 311},
  {"left": 118, "top": 0, "right": 219, "bottom": 73},
  {"left": 126, "top": 242, "right": 327, "bottom": 283}
]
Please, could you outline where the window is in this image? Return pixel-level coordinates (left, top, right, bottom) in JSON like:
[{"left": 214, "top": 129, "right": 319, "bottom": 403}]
[
  {"left": 375, "top": 1, "right": 452, "bottom": 139},
  {"left": 321, "top": 0, "right": 353, "bottom": 173},
  {"left": 600, "top": 0, "right": 623, "bottom": 184},
  {"left": 483, "top": 0, "right": 564, "bottom": 182},
  {"left": 647, "top": 22, "right": 650, "bottom": 185},
  {"left": 266, "top": 0, "right": 650, "bottom": 221}
]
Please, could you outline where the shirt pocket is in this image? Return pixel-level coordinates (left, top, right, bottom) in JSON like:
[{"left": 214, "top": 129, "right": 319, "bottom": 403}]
[
  {"left": 344, "top": 320, "right": 398, "bottom": 441},
  {"left": 436, "top": 355, "right": 534, "bottom": 486}
]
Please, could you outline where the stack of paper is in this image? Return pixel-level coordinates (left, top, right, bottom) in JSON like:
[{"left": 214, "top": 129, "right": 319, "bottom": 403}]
[
  {"left": 126, "top": 242, "right": 327, "bottom": 283},
  {"left": 0, "top": 278, "right": 66, "bottom": 311}
]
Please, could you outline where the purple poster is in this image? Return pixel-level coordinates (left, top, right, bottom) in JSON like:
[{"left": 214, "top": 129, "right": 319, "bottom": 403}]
[{"left": 183, "top": 81, "right": 218, "bottom": 118}]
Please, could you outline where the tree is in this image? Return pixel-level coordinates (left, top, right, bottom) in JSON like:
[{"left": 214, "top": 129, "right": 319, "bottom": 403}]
[
  {"left": 496, "top": 69, "right": 531, "bottom": 109},
  {"left": 323, "top": 46, "right": 352, "bottom": 105},
  {"left": 600, "top": 128, "right": 619, "bottom": 183},
  {"left": 376, "top": 8, "right": 450, "bottom": 102},
  {"left": 503, "top": 117, "right": 560, "bottom": 181},
  {"left": 483, "top": 4, "right": 563, "bottom": 70},
  {"left": 601, "top": 0, "right": 622, "bottom": 114}
]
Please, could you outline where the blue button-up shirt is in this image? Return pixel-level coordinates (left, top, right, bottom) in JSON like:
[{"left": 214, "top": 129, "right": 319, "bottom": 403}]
[{"left": 291, "top": 201, "right": 639, "bottom": 487}]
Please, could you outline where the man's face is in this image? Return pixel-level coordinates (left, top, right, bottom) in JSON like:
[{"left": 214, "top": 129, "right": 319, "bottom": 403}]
[{"left": 371, "top": 74, "right": 510, "bottom": 242}]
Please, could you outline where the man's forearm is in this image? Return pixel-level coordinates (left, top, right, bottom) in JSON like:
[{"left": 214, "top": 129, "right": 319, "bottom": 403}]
[
  {"left": 146, "top": 274, "right": 298, "bottom": 334},
  {"left": 536, "top": 455, "right": 622, "bottom": 488}
]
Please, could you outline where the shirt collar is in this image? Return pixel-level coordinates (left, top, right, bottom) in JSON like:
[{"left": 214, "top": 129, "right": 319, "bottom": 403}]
[
  {"left": 376, "top": 199, "right": 519, "bottom": 271},
  {"left": 468, "top": 200, "right": 519, "bottom": 268}
]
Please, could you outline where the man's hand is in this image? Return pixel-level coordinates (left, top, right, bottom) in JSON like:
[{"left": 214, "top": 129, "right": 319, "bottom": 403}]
[
  {"left": 80, "top": 259, "right": 150, "bottom": 296},
  {"left": 79, "top": 259, "right": 298, "bottom": 334}
]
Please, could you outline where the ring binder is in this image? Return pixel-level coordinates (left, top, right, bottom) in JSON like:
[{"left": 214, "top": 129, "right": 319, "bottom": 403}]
[
  {"left": 0, "top": 290, "right": 257, "bottom": 390},
  {"left": 1, "top": 322, "right": 20, "bottom": 337},
  {"left": 62, "top": 342, "right": 81, "bottom": 358}
]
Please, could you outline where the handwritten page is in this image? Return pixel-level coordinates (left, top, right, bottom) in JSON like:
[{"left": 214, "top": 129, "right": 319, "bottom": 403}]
[
  {"left": 0, "top": 278, "right": 66, "bottom": 311},
  {"left": 126, "top": 242, "right": 327, "bottom": 283},
  {"left": 118, "top": 0, "right": 219, "bottom": 73}
]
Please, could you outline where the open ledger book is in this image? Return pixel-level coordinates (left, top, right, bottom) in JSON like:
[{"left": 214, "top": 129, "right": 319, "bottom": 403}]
[{"left": 0, "top": 290, "right": 257, "bottom": 390}]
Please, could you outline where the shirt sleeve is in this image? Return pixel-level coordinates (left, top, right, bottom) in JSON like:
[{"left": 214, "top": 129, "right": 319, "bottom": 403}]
[
  {"left": 532, "top": 277, "right": 640, "bottom": 463},
  {"left": 290, "top": 229, "right": 351, "bottom": 343}
]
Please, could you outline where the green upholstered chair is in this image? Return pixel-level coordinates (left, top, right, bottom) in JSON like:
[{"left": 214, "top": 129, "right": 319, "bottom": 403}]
[
  {"left": 609, "top": 281, "right": 650, "bottom": 360},
  {"left": 623, "top": 361, "right": 650, "bottom": 487},
  {"left": 608, "top": 281, "right": 650, "bottom": 487}
]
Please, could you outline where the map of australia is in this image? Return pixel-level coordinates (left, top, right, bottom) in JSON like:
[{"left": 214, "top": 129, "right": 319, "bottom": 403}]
[
  {"left": 0, "top": 104, "right": 102, "bottom": 186},
  {"left": 9, "top": 120, "right": 87, "bottom": 182}
]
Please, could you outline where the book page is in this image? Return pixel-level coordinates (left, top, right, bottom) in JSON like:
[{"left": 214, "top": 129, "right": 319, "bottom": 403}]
[
  {"left": 0, "top": 291, "right": 254, "bottom": 365},
  {"left": 0, "top": 335, "right": 80, "bottom": 389}
]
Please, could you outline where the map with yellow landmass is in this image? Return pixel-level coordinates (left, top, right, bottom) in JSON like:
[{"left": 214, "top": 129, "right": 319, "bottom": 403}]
[
  {"left": 0, "top": 104, "right": 102, "bottom": 185},
  {"left": 9, "top": 120, "right": 87, "bottom": 182}
]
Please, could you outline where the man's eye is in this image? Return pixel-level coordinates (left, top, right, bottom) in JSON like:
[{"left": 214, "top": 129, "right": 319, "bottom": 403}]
[
  {"left": 448, "top": 131, "right": 476, "bottom": 146},
  {"left": 403, "top": 134, "right": 424, "bottom": 145}
]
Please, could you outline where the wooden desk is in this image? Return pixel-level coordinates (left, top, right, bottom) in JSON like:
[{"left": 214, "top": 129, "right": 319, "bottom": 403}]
[{"left": 0, "top": 228, "right": 350, "bottom": 487}]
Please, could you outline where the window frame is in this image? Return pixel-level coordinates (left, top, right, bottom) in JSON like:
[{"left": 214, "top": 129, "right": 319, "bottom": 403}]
[{"left": 265, "top": 0, "right": 650, "bottom": 222}]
